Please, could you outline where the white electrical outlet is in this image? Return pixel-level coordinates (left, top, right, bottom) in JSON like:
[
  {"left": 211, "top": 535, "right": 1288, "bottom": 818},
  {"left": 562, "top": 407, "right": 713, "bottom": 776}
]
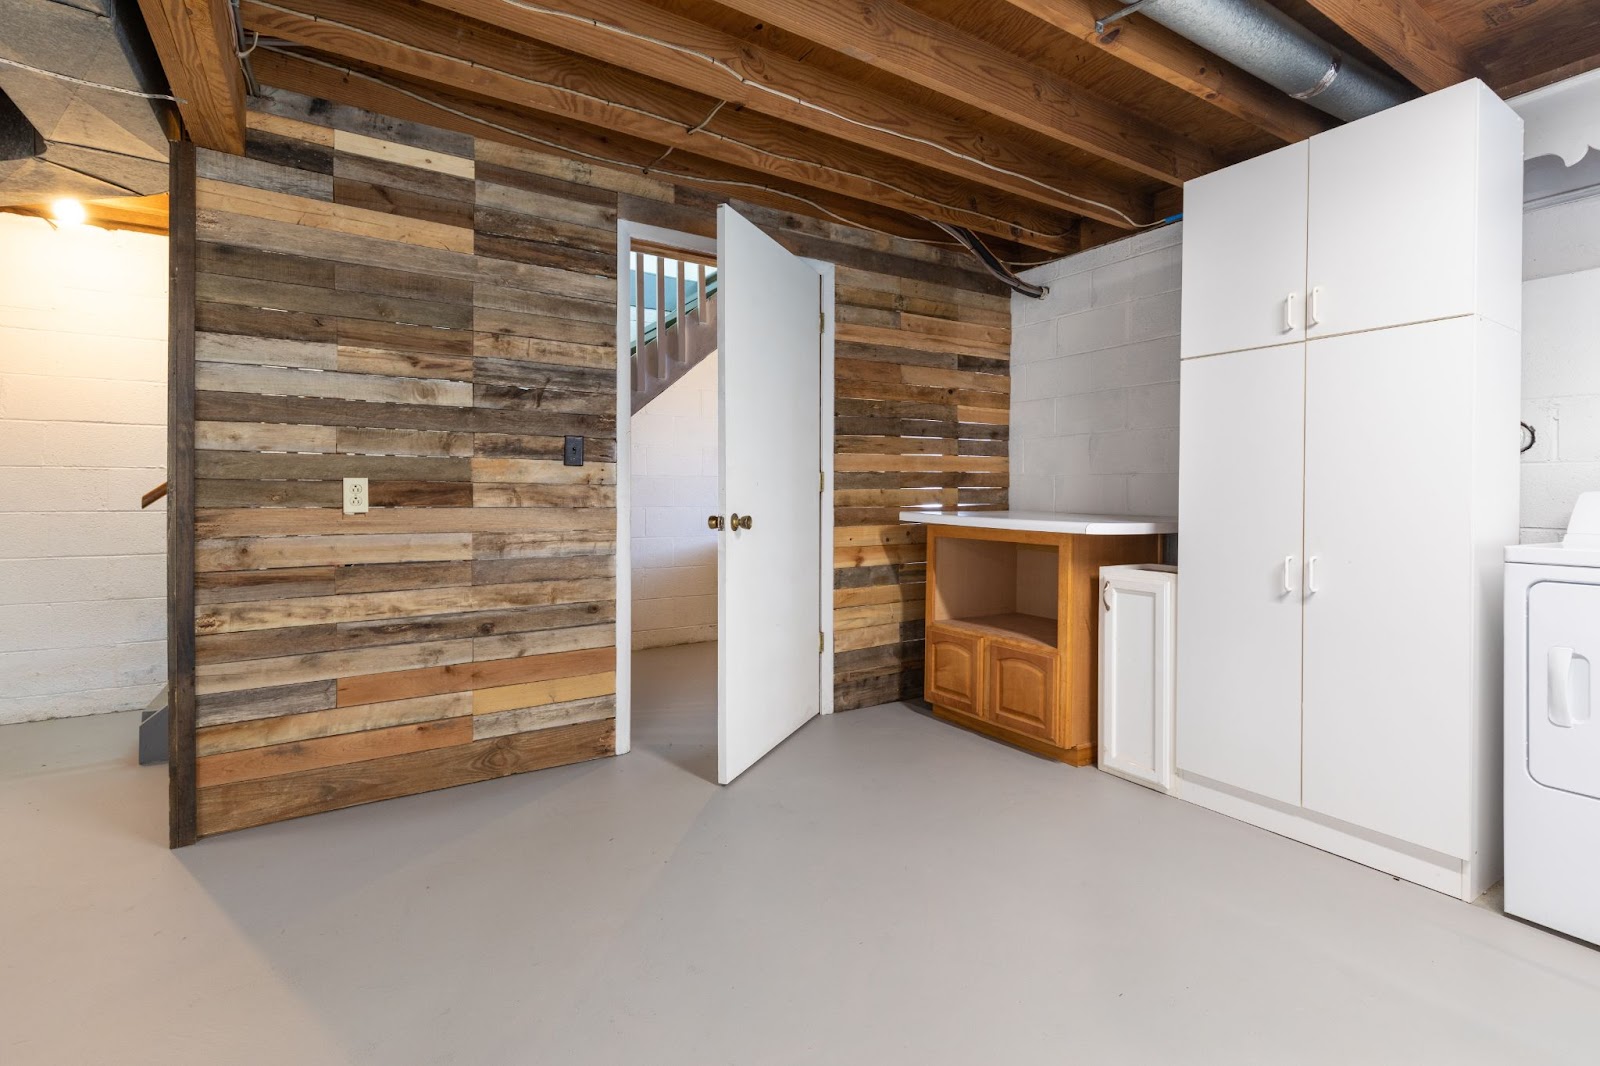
[{"left": 343, "top": 477, "right": 369, "bottom": 515}]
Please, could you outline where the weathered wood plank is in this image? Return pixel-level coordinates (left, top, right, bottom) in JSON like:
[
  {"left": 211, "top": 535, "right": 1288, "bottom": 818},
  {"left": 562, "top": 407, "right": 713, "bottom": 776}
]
[
  {"left": 196, "top": 716, "right": 473, "bottom": 787},
  {"left": 194, "top": 718, "right": 616, "bottom": 836}
]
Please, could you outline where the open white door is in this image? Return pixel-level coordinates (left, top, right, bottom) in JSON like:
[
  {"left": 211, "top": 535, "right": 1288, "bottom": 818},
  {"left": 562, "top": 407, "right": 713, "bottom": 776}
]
[{"left": 716, "top": 205, "right": 824, "bottom": 784}]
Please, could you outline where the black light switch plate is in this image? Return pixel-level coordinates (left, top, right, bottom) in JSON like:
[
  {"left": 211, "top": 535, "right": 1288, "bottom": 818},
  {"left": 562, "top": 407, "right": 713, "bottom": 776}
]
[{"left": 563, "top": 435, "right": 584, "bottom": 466}]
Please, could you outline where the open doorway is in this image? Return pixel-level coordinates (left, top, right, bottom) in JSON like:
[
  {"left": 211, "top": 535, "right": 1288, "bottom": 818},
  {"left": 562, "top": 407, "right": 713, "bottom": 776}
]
[
  {"left": 615, "top": 215, "right": 836, "bottom": 785},
  {"left": 627, "top": 240, "right": 721, "bottom": 780}
]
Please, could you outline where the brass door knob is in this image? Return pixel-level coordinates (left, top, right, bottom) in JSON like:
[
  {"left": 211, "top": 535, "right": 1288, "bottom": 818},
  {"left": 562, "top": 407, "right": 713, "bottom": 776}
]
[
  {"left": 730, "top": 513, "right": 752, "bottom": 530},
  {"left": 707, "top": 515, "right": 724, "bottom": 530}
]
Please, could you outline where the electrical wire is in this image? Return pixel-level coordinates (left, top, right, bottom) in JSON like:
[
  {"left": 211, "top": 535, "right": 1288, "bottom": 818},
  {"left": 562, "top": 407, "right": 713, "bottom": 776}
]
[
  {"left": 250, "top": 3, "right": 1073, "bottom": 244},
  {"left": 489, "top": 0, "right": 1156, "bottom": 229},
  {"left": 0, "top": 56, "right": 181, "bottom": 102},
  {"left": 932, "top": 221, "right": 1048, "bottom": 298},
  {"left": 261, "top": 46, "right": 961, "bottom": 247}
]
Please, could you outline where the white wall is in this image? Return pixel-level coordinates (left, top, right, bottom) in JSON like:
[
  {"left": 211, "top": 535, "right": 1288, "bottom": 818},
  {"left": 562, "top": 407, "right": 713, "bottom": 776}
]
[
  {"left": 0, "top": 213, "right": 168, "bottom": 724},
  {"left": 1009, "top": 224, "right": 1182, "bottom": 517},
  {"left": 1520, "top": 192, "right": 1600, "bottom": 542},
  {"left": 630, "top": 352, "right": 718, "bottom": 649}
]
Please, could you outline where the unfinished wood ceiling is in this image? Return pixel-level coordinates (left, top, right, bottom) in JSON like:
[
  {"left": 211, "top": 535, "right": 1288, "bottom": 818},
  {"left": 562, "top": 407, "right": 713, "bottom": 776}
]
[{"left": 140, "top": 0, "right": 1600, "bottom": 260}]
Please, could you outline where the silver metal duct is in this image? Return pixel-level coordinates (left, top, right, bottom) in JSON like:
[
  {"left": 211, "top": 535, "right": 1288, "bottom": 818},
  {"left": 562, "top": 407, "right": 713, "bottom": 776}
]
[{"left": 1133, "top": 0, "right": 1417, "bottom": 122}]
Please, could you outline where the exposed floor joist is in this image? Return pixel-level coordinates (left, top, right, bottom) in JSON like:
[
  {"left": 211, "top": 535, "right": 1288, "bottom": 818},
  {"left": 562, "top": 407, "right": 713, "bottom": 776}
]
[
  {"left": 1300, "top": 0, "right": 1479, "bottom": 93},
  {"left": 124, "top": 0, "right": 1600, "bottom": 272},
  {"left": 243, "top": 0, "right": 1083, "bottom": 252},
  {"left": 710, "top": 0, "right": 1222, "bottom": 186},
  {"left": 417, "top": 0, "right": 1155, "bottom": 228},
  {"left": 135, "top": 0, "right": 247, "bottom": 152},
  {"left": 250, "top": 48, "right": 1055, "bottom": 263},
  {"left": 999, "top": 0, "right": 1333, "bottom": 143}
]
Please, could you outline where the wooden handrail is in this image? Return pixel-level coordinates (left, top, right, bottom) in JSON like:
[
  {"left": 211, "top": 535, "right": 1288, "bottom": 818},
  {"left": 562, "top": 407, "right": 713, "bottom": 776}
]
[{"left": 142, "top": 481, "right": 169, "bottom": 508}]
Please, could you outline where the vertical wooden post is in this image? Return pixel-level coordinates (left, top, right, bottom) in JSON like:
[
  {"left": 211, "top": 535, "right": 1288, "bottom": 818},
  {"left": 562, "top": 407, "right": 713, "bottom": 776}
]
[
  {"left": 675, "top": 264, "right": 687, "bottom": 369},
  {"left": 634, "top": 251, "right": 647, "bottom": 395},
  {"left": 654, "top": 259, "right": 666, "bottom": 384},
  {"left": 167, "top": 140, "right": 198, "bottom": 848}
]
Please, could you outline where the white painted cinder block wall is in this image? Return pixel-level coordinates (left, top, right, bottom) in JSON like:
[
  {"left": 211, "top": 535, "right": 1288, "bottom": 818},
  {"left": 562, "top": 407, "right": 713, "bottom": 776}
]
[
  {"left": 1009, "top": 190, "right": 1600, "bottom": 543},
  {"left": 630, "top": 351, "right": 718, "bottom": 649},
  {"left": 1009, "top": 224, "right": 1182, "bottom": 517},
  {"left": 0, "top": 213, "right": 168, "bottom": 724}
]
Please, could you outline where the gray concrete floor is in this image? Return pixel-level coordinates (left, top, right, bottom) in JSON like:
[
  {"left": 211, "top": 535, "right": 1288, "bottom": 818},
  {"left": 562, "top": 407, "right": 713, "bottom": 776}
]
[{"left": 4, "top": 641, "right": 1600, "bottom": 1064}]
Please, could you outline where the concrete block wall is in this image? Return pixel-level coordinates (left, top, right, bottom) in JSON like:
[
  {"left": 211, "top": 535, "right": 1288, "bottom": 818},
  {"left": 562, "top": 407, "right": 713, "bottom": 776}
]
[
  {"left": 1009, "top": 224, "right": 1182, "bottom": 517},
  {"left": 0, "top": 213, "right": 168, "bottom": 724},
  {"left": 1521, "top": 192, "right": 1600, "bottom": 542},
  {"left": 629, "top": 351, "right": 718, "bottom": 649}
]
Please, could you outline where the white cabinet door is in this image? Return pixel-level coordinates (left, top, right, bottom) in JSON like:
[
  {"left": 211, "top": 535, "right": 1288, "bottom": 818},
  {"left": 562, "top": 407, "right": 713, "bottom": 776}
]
[
  {"left": 1176, "top": 345, "right": 1305, "bottom": 805},
  {"left": 1307, "top": 82, "right": 1481, "bottom": 339},
  {"left": 1100, "top": 565, "right": 1177, "bottom": 794},
  {"left": 716, "top": 206, "right": 823, "bottom": 785},
  {"left": 1181, "top": 141, "right": 1308, "bottom": 360},
  {"left": 1301, "top": 319, "right": 1475, "bottom": 857}
]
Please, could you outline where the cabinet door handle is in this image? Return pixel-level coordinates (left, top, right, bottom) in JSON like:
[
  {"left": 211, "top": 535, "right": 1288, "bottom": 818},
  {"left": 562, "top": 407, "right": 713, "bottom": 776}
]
[
  {"left": 1283, "top": 555, "right": 1296, "bottom": 595},
  {"left": 1283, "top": 292, "right": 1297, "bottom": 333},
  {"left": 1307, "top": 285, "right": 1323, "bottom": 328},
  {"left": 1306, "top": 554, "right": 1320, "bottom": 594},
  {"left": 1103, "top": 582, "right": 1113, "bottom": 611}
]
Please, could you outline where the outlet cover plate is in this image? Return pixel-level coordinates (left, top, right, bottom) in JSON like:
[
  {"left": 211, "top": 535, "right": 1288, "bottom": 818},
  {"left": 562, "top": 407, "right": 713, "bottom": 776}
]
[
  {"left": 564, "top": 435, "right": 584, "bottom": 466},
  {"left": 343, "top": 477, "right": 369, "bottom": 515}
]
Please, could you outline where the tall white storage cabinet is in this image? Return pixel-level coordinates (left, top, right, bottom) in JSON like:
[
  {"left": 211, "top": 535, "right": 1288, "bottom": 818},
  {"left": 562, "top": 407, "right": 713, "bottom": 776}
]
[{"left": 1176, "top": 80, "right": 1522, "bottom": 901}]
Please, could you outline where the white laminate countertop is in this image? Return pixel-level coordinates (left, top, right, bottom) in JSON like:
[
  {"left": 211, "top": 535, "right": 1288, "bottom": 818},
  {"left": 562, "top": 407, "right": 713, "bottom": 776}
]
[{"left": 898, "top": 509, "right": 1178, "bottom": 536}]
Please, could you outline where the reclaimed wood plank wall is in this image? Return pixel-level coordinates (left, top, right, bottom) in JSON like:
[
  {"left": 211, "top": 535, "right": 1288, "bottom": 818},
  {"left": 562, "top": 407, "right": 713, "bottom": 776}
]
[
  {"left": 177, "top": 86, "right": 1010, "bottom": 835},
  {"left": 187, "top": 91, "right": 619, "bottom": 836}
]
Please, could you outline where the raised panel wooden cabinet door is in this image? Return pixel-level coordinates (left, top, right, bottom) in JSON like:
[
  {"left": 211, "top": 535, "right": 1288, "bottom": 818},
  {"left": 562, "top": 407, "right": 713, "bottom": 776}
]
[
  {"left": 986, "top": 640, "right": 1058, "bottom": 742},
  {"left": 926, "top": 624, "right": 981, "bottom": 716}
]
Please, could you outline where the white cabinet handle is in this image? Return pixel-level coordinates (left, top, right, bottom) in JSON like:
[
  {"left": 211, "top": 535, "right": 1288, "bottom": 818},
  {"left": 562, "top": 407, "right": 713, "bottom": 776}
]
[
  {"left": 1306, "top": 555, "right": 1320, "bottom": 594},
  {"left": 1283, "top": 292, "right": 1297, "bottom": 333},
  {"left": 1550, "top": 647, "right": 1576, "bottom": 727},
  {"left": 1283, "top": 555, "right": 1296, "bottom": 595},
  {"left": 1307, "top": 286, "right": 1323, "bottom": 328}
]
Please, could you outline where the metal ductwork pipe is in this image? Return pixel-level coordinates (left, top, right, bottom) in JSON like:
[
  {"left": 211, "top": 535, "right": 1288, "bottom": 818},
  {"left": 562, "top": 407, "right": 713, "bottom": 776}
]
[{"left": 1129, "top": 0, "right": 1418, "bottom": 122}]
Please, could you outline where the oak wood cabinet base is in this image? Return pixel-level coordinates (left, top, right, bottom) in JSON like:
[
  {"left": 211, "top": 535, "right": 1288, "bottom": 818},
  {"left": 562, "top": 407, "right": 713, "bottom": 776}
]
[
  {"left": 930, "top": 704, "right": 1096, "bottom": 765},
  {"left": 921, "top": 524, "right": 1160, "bottom": 763}
]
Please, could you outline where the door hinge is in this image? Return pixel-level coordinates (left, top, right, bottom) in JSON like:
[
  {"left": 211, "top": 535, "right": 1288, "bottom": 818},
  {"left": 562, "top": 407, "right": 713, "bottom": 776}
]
[
  {"left": 819, "top": 470, "right": 825, "bottom": 492},
  {"left": 819, "top": 631, "right": 825, "bottom": 653},
  {"left": 819, "top": 310, "right": 825, "bottom": 334}
]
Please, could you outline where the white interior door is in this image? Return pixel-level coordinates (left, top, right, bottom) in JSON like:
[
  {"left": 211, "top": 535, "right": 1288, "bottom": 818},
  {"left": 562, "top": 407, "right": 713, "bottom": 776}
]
[
  {"left": 716, "top": 205, "right": 823, "bottom": 784},
  {"left": 1301, "top": 319, "right": 1475, "bottom": 857},
  {"left": 1180, "top": 140, "right": 1308, "bottom": 360},
  {"left": 1176, "top": 344, "right": 1305, "bottom": 805}
]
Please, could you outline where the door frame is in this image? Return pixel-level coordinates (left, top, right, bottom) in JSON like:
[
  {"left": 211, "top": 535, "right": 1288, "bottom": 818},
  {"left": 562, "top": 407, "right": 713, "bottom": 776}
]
[{"left": 614, "top": 219, "right": 835, "bottom": 757}]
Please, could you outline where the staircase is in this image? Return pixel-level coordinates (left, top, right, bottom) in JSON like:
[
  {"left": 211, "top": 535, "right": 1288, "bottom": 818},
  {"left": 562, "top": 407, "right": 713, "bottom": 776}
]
[{"left": 631, "top": 247, "right": 718, "bottom": 413}]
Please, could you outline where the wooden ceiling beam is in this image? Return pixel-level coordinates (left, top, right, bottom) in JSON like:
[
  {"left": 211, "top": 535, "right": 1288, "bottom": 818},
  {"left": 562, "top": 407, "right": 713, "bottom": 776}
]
[
  {"left": 250, "top": 49, "right": 1006, "bottom": 254},
  {"left": 1300, "top": 0, "right": 1478, "bottom": 93},
  {"left": 710, "top": 0, "right": 1220, "bottom": 186},
  {"left": 997, "top": 0, "right": 1333, "bottom": 143},
  {"left": 135, "top": 0, "right": 247, "bottom": 152},
  {"left": 410, "top": 0, "right": 1152, "bottom": 229},
  {"left": 241, "top": 2, "right": 1081, "bottom": 251}
]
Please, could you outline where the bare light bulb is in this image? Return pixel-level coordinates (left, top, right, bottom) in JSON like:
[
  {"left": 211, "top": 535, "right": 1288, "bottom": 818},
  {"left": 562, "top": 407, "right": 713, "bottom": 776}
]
[{"left": 50, "top": 198, "right": 87, "bottom": 227}]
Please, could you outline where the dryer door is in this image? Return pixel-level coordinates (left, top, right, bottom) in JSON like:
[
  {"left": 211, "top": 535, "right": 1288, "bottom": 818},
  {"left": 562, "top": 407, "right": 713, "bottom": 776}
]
[{"left": 1528, "top": 580, "right": 1600, "bottom": 798}]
